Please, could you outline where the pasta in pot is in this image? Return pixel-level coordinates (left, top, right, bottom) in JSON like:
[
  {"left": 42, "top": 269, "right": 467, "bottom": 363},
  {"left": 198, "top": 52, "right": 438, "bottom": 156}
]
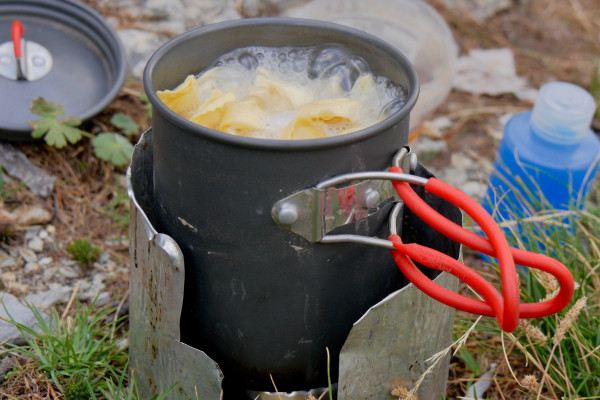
[{"left": 157, "top": 45, "right": 406, "bottom": 140}]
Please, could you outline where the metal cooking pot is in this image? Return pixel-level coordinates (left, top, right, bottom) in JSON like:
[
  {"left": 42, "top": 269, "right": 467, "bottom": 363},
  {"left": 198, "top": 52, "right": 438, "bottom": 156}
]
[{"left": 143, "top": 17, "right": 430, "bottom": 394}]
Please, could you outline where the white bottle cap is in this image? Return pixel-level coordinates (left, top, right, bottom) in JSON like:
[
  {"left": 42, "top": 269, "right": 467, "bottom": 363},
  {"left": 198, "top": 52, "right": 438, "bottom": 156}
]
[{"left": 531, "top": 81, "right": 596, "bottom": 143}]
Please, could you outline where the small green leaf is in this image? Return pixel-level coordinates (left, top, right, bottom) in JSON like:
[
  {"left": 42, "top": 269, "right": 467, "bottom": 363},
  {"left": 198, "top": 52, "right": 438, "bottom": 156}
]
[
  {"left": 45, "top": 123, "right": 68, "bottom": 148},
  {"left": 29, "top": 97, "right": 86, "bottom": 148},
  {"left": 30, "top": 97, "right": 65, "bottom": 118},
  {"left": 110, "top": 113, "right": 138, "bottom": 136},
  {"left": 63, "top": 116, "right": 82, "bottom": 127},
  {"left": 61, "top": 125, "right": 84, "bottom": 145},
  {"left": 30, "top": 117, "right": 54, "bottom": 139},
  {"left": 92, "top": 133, "right": 134, "bottom": 167}
]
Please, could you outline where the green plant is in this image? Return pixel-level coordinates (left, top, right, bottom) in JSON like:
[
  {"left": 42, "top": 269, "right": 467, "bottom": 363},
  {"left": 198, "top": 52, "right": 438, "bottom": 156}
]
[
  {"left": 29, "top": 97, "right": 135, "bottom": 167},
  {"left": 0, "top": 301, "right": 176, "bottom": 399},
  {"left": 92, "top": 113, "right": 137, "bottom": 167},
  {"left": 455, "top": 347, "right": 480, "bottom": 377},
  {"left": 1, "top": 300, "right": 127, "bottom": 398},
  {"left": 100, "top": 366, "right": 176, "bottom": 400},
  {"left": 29, "top": 97, "right": 90, "bottom": 148},
  {"left": 67, "top": 238, "right": 102, "bottom": 266}
]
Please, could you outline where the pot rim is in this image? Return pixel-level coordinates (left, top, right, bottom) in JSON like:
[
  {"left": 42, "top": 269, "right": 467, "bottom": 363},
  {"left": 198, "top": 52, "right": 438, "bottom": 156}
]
[{"left": 143, "top": 17, "right": 419, "bottom": 151}]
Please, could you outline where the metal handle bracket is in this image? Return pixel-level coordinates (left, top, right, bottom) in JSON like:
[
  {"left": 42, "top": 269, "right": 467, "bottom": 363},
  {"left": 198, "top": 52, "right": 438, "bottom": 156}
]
[{"left": 271, "top": 147, "right": 424, "bottom": 243}]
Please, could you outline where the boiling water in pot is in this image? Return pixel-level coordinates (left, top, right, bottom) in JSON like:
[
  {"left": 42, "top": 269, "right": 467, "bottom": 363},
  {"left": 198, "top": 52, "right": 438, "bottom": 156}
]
[{"left": 157, "top": 44, "right": 407, "bottom": 139}]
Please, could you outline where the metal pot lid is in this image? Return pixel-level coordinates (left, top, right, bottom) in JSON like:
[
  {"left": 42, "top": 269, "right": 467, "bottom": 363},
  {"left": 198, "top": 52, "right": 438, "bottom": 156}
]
[{"left": 0, "top": 0, "right": 127, "bottom": 141}]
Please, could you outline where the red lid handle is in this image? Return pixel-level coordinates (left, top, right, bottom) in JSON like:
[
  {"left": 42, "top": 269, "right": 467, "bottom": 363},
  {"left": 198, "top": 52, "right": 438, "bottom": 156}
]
[{"left": 12, "top": 20, "right": 24, "bottom": 59}]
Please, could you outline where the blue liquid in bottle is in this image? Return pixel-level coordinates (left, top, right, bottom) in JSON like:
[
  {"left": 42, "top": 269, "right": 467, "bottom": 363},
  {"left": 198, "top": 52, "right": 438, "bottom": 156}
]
[{"left": 483, "top": 82, "right": 600, "bottom": 251}]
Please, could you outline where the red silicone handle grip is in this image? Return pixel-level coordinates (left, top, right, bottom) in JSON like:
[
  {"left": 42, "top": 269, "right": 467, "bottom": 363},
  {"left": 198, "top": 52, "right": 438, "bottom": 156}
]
[
  {"left": 12, "top": 20, "right": 24, "bottom": 59},
  {"left": 387, "top": 166, "right": 574, "bottom": 332}
]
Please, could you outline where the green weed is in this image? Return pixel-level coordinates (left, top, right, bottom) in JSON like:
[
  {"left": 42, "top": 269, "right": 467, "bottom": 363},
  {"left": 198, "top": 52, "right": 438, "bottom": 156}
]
[
  {"left": 67, "top": 238, "right": 102, "bottom": 267},
  {"left": 1, "top": 300, "right": 126, "bottom": 398}
]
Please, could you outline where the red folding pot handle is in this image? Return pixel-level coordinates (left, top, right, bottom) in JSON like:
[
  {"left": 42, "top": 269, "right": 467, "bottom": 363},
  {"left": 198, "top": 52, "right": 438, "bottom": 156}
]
[
  {"left": 12, "top": 20, "right": 24, "bottom": 59},
  {"left": 387, "top": 166, "right": 575, "bottom": 333}
]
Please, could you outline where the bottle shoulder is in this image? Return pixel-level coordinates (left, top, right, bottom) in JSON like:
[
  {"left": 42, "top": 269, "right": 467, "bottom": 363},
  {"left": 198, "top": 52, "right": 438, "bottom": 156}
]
[{"left": 499, "top": 112, "right": 600, "bottom": 166}]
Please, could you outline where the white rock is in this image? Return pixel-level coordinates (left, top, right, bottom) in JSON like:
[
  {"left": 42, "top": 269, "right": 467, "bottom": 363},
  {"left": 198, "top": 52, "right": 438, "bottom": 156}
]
[
  {"left": 0, "top": 250, "right": 11, "bottom": 266},
  {"left": 38, "top": 257, "right": 53, "bottom": 265},
  {"left": 28, "top": 236, "right": 45, "bottom": 253},
  {"left": 38, "top": 230, "right": 49, "bottom": 239},
  {"left": 42, "top": 266, "right": 59, "bottom": 281},
  {"left": 92, "top": 274, "right": 105, "bottom": 287},
  {"left": 24, "top": 262, "right": 41, "bottom": 274},
  {"left": 21, "top": 248, "right": 38, "bottom": 263},
  {"left": 459, "top": 181, "right": 487, "bottom": 200},
  {"left": 117, "top": 337, "right": 129, "bottom": 351},
  {"left": 95, "top": 292, "right": 111, "bottom": 306},
  {"left": 58, "top": 266, "right": 80, "bottom": 279},
  {"left": 412, "top": 137, "right": 448, "bottom": 155},
  {"left": 0, "top": 257, "right": 17, "bottom": 269},
  {"left": 13, "top": 205, "right": 53, "bottom": 226},
  {"left": 438, "top": 168, "right": 469, "bottom": 188},
  {"left": 449, "top": 153, "right": 476, "bottom": 170},
  {"left": 0, "top": 291, "right": 50, "bottom": 345},
  {"left": 46, "top": 225, "right": 56, "bottom": 234},
  {"left": 1, "top": 271, "right": 16, "bottom": 286},
  {"left": 98, "top": 251, "right": 111, "bottom": 264},
  {"left": 25, "top": 285, "right": 73, "bottom": 310}
]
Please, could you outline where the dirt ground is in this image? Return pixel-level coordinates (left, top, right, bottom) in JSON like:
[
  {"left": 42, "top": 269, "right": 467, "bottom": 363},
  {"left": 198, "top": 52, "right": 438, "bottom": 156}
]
[{"left": 2, "top": 0, "right": 599, "bottom": 398}]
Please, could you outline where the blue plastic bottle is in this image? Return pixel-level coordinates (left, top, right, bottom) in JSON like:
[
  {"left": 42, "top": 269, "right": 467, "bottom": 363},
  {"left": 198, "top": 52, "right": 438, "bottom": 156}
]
[{"left": 483, "top": 81, "right": 600, "bottom": 239}]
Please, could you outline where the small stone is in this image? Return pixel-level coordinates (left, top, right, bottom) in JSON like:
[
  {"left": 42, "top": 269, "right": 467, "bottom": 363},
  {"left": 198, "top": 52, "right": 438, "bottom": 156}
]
[
  {"left": 25, "top": 229, "right": 38, "bottom": 240},
  {"left": 449, "top": 153, "right": 475, "bottom": 170},
  {"left": 42, "top": 266, "right": 58, "bottom": 281},
  {"left": 95, "top": 292, "right": 111, "bottom": 306},
  {"left": 1, "top": 273, "right": 28, "bottom": 295},
  {"left": 92, "top": 274, "right": 105, "bottom": 287},
  {"left": 7, "top": 281, "right": 29, "bottom": 295},
  {"left": 28, "top": 236, "right": 45, "bottom": 253},
  {"left": 24, "top": 262, "right": 41, "bottom": 274},
  {"left": 21, "top": 248, "right": 38, "bottom": 263},
  {"left": 46, "top": 225, "right": 56, "bottom": 234},
  {"left": 0, "top": 249, "right": 11, "bottom": 264},
  {"left": 13, "top": 205, "right": 53, "bottom": 226},
  {"left": 38, "top": 257, "right": 53, "bottom": 265},
  {"left": 0, "top": 355, "right": 17, "bottom": 376},
  {"left": 25, "top": 285, "right": 72, "bottom": 309},
  {"left": 38, "top": 229, "right": 49, "bottom": 239},
  {"left": 105, "top": 260, "right": 118, "bottom": 273},
  {"left": 1, "top": 291, "right": 50, "bottom": 345},
  {"left": 98, "top": 251, "right": 111, "bottom": 264},
  {"left": 58, "top": 266, "right": 80, "bottom": 279},
  {"left": 459, "top": 181, "right": 487, "bottom": 200},
  {"left": 117, "top": 337, "right": 129, "bottom": 351},
  {"left": 0, "top": 256, "right": 18, "bottom": 269},
  {"left": 1, "top": 271, "right": 16, "bottom": 286},
  {"left": 62, "top": 259, "right": 78, "bottom": 268}
]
